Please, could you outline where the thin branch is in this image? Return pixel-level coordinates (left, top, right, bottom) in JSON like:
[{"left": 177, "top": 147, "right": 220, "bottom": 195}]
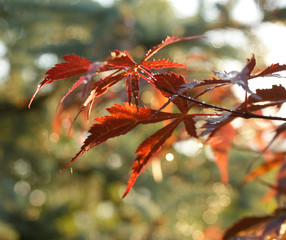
[{"left": 161, "top": 87, "right": 286, "bottom": 122}]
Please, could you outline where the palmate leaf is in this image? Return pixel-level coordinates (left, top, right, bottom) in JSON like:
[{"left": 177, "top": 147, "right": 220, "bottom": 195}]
[
  {"left": 29, "top": 35, "right": 204, "bottom": 118},
  {"left": 95, "top": 35, "right": 205, "bottom": 109},
  {"left": 178, "top": 55, "right": 286, "bottom": 102},
  {"left": 60, "top": 101, "right": 197, "bottom": 197},
  {"left": 119, "top": 72, "right": 201, "bottom": 196},
  {"left": 188, "top": 56, "right": 286, "bottom": 100},
  {"left": 45, "top": 35, "right": 203, "bottom": 119},
  {"left": 60, "top": 103, "right": 185, "bottom": 172}
]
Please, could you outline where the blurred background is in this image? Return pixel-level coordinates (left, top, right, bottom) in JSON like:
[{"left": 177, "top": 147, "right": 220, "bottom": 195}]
[{"left": 0, "top": 0, "right": 286, "bottom": 239}]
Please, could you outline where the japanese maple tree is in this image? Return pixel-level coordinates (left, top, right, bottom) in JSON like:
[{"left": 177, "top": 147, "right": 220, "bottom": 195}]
[{"left": 29, "top": 35, "right": 286, "bottom": 239}]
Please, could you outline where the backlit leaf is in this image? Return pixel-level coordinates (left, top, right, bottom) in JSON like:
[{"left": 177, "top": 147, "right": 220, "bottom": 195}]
[
  {"left": 106, "top": 50, "right": 136, "bottom": 68},
  {"left": 142, "top": 59, "right": 187, "bottom": 69},
  {"left": 261, "top": 123, "right": 286, "bottom": 154},
  {"left": 61, "top": 103, "right": 184, "bottom": 171},
  {"left": 43, "top": 54, "right": 92, "bottom": 84},
  {"left": 61, "top": 114, "right": 139, "bottom": 171},
  {"left": 29, "top": 54, "right": 93, "bottom": 108},
  {"left": 253, "top": 63, "right": 286, "bottom": 78},
  {"left": 248, "top": 85, "right": 286, "bottom": 104},
  {"left": 154, "top": 73, "right": 189, "bottom": 113},
  {"left": 106, "top": 103, "right": 183, "bottom": 124},
  {"left": 59, "top": 76, "right": 86, "bottom": 104},
  {"left": 243, "top": 156, "right": 284, "bottom": 184},
  {"left": 122, "top": 119, "right": 182, "bottom": 198},
  {"left": 200, "top": 85, "right": 286, "bottom": 138},
  {"left": 82, "top": 71, "right": 130, "bottom": 108},
  {"left": 183, "top": 117, "right": 197, "bottom": 138},
  {"left": 274, "top": 160, "right": 286, "bottom": 197},
  {"left": 208, "top": 124, "right": 236, "bottom": 183},
  {"left": 126, "top": 72, "right": 139, "bottom": 106},
  {"left": 223, "top": 215, "right": 273, "bottom": 240}
]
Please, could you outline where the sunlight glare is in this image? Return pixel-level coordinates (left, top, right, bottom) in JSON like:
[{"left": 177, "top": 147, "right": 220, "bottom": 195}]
[
  {"left": 167, "top": 0, "right": 199, "bottom": 18},
  {"left": 174, "top": 138, "right": 202, "bottom": 157},
  {"left": 36, "top": 53, "right": 58, "bottom": 69},
  {"left": 232, "top": 0, "right": 263, "bottom": 25},
  {"left": 91, "top": 0, "right": 114, "bottom": 7},
  {"left": 254, "top": 22, "right": 286, "bottom": 64},
  {"left": 0, "top": 58, "right": 10, "bottom": 83}
]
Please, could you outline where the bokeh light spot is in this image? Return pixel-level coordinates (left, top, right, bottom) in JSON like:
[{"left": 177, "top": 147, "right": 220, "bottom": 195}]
[
  {"left": 203, "top": 210, "right": 218, "bottom": 224},
  {"left": 14, "top": 159, "right": 31, "bottom": 177},
  {"left": 96, "top": 201, "right": 115, "bottom": 219},
  {"left": 165, "top": 153, "right": 174, "bottom": 161},
  {"left": 29, "top": 189, "right": 46, "bottom": 207},
  {"left": 36, "top": 53, "right": 58, "bottom": 69},
  {"left": 14, "top": 180, "right": 31, "bottom": 197}
]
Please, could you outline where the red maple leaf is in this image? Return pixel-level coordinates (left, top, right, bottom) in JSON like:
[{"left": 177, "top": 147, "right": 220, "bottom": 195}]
[
  {"left": 28, "top": 34, "right": 286, "bottom": 204},
  {"left": 60, "top": 72, "right": 202, "bottom": 197},
  {"left": 176, "top": 55, "right": 286, "bottom": 101},
  {"left": 122, "top": 118, "right": 182, "bottom": 198},
  {"left": 242, "top": 154, "right": 285, "bottom": 184},
  {"left": 252, "top": 63, "right": 286, "bottom": 78},
  {"left": 91, "top": 35, "right": 204, "bottom": 107},
  {"left": 28, "top": 54, "right": 93, "bottom": 108},
  {"left": 208, "top": 124, "right": 236, "bottom": 183},
  {"left": 29, "top": 35, "right": 204, "bottom": 116},
  {"left": 60, "top": 100, "right": 198, "bottom": 197},
  {"left": 154, "top": 72, "right": 189, "bottom": 113},
  {"left": 200, "top": 85, "right": 286, "bottom": 138},
  {"left": 60, "top": 103, "right": 185, "bottom": 171}
]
